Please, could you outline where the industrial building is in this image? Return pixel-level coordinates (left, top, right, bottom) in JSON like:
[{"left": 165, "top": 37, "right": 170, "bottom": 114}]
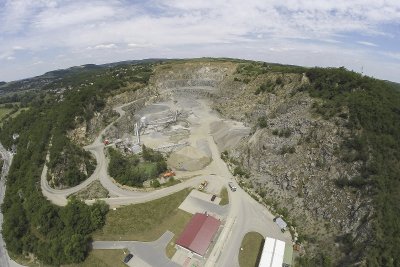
[{"left": 175, "top": 213, "right": 221, "bottom": 257}]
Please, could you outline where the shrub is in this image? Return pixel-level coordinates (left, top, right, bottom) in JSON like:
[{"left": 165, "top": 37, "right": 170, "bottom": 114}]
[
  {"left": 280, "top": 145, "right": 296, "bottom": 155},
  {"left": 257, "top": 116, "right": 268, "bottom": 128},
  {"left": 150, "top": 179, "right": 161, "bottom": 188}
]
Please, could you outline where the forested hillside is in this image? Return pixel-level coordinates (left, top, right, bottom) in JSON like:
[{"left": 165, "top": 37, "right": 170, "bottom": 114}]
[
  {"left": 0, "top": 62, "right": 154, "bottom": 264},
  {"left": 303, "top": 67, "right": 400, "bottom": 266}
]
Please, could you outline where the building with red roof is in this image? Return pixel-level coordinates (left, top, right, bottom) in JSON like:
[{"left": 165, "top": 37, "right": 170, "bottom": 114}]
[{"left": 175, "top": 213, "right": 221, "bottom": 257}]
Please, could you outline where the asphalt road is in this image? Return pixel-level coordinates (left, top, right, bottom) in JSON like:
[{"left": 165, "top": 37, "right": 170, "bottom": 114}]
[
  {"left": 92, "top": 231, "right": 179, "bottom": 267},
  {"left": 0, "top": 144, "right": 25, "bottom": 267}
]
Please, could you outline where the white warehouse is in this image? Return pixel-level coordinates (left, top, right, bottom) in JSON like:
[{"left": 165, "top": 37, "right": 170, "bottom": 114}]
[{"left": 259, "top": 237, "right": 293, "bottom": 267}]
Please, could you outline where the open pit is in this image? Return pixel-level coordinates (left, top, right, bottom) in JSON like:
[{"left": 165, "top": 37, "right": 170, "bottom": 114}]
[{"left": 103, "top": 85, "right": 250, "bottom": 177}]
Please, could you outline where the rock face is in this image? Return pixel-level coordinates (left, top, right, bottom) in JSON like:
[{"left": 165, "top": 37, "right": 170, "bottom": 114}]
[{"left": 213, "top": 70, "right": 370, "bottom": 258}]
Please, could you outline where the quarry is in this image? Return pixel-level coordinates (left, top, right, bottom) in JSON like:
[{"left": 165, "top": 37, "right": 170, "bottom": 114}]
[
  {"left": 42, "top": 60, "right": 367, "bottom": 264},
  {"left": 2, "top": 59, "right": 384, "bottom": 266}
]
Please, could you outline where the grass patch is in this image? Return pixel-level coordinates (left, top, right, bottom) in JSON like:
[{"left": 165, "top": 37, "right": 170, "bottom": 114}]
[
  {"left": 93, "top": 189, "right": 192, "bottom": 241},
  {"left": 63, "top": 250, "right": 127, "bottom": 267},
  {"left": 163, "top": 177, "right": 181, "bottom": 187},
  {"left": 239, "top": 232, "right": 264, "bottom": 267},
  {"left": 164, "top": 210, "right": 192, "bottom": 258},
  {"left": 69, "top": 180, "right": 109, "bottom": 200},
  {"left": 219, "top": 187, "right": 229, "bottom": 205},
  {"left": 0, "top": 107, "right": 13, "bottom": 120}
]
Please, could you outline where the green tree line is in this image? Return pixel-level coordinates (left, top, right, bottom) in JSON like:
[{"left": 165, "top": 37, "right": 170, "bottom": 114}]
[{"left": 0, "top": 62, "right": 153, "bottom": 265}]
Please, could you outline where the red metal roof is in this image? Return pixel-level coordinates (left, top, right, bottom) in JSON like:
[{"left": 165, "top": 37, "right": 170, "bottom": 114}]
[{"left": 176, "top": 213, "right": 221, "bottom": 256}]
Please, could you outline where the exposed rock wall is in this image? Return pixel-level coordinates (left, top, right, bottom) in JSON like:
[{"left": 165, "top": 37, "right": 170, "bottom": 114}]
[{"left": 214, "top": 71, "right": 370, "bottom": 258}]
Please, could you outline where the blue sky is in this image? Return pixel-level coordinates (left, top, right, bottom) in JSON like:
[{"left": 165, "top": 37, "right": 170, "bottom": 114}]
[{"left": 1, "top": 0, "right": 400, "bottom": 82}]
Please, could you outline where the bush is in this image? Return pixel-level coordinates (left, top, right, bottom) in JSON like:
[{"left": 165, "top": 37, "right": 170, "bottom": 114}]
[
  {"left": 221, "top": 150, "right": 229, "bottom": 161},
  {"left": 150, "top": 179, "right": 161, "bottom": 188},
  {"left": 255, "top": 81, "right": 274, "bottom": 95},
  {"left": 271, "top": 128, "right": 292, "bottom": 137},
  {"left": 257, "top": 116, "right": 268, "bottom": 128},
  {"left": 233, "top": 166, "right": 250, "bottom": 178},
  {"left": 280, "top": 145, "right": 296, "bottom": 155}
]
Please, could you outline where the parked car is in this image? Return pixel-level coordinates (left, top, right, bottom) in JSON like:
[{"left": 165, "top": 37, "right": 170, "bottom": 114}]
[
  {"left": 228, "top": 182, "right": 237, "bottom": 191},
  {"left": 123, "top": 253, "right": 133, "bottom": 263},
  {"left": 211, "top": 194, "right": 217, "bottom": 201}
]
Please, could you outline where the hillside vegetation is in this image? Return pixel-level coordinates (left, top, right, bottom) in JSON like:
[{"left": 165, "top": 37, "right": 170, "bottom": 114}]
[
  {"left": 305, "top": 67, "right": 400, "bottom": 266},
  {"left": 107, "top": 146, "right": 167, "bottom": 187},
  {"left": 0, "top": 62, "right": 154, "bottom": 264}
]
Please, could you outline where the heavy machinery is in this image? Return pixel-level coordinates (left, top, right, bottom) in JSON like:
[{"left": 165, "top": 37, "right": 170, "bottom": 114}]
[
  {"left": 198, "top": 180, "right": 208, "bottom": 191},
  {"left": 162, "top": 170, "right": 176, "bottom": 178}
]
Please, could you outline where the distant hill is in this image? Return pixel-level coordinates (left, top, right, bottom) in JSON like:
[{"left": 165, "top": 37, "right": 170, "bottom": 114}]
[
  {"left": 385, "top": 80, "right": 400, "bottom": 91},
  {"left": 0, "top": 58, "right": 166, "bottom": 96}
]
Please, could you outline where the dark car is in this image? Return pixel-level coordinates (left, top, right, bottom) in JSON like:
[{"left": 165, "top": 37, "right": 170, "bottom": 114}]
[
  {"left": 123, "top": 253, "right": 133, "bottom": 263},
  {"left": 211, "top": 194, "right": 217, "bottom": 201}
]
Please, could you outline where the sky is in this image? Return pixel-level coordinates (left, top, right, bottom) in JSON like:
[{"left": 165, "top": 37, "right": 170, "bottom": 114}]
[{"left": 0, "top": 0, "right": 400, "bottom": 82}]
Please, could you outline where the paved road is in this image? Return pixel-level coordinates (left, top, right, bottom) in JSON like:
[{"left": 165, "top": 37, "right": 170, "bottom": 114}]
[
  {"left": 92, "top": 231, "right": 179, "bottom": 267},
  {"left": 0, "top": 144, "right": 25, "bottom": 267}
]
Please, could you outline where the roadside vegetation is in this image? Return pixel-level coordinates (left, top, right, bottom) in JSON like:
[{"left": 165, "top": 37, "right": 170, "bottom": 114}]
[
  {"left": 239, "top": 232, "right": 264, "bottom": 267},
  {"left": 64, "top": 249, "right": 127, "bottom": 267},
  {"left": 219, "top": 187, "right": 229, "bottom": 205},
  {"left": 69, "top": 181, "right": 109, "bottom": 200},
  {"left": 107, "top": 145, "right": 167, "bottom": 187}
]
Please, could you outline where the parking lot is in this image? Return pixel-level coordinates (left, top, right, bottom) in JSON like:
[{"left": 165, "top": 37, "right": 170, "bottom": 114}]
[{"left": 178, "top": 190, "right": 228, "bottom": 219}]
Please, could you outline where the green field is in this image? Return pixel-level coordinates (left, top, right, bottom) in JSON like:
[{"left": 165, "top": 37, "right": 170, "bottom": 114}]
[
  {"left": 0, "top": 107, "right": 13, "bottom": 120},
  {"left": 0, "top": 105, "right": 29, "bottom": 126},
  {"left": 239, "top": 232, "right": 264, "bottom": 267},
  {"left": 93, "top": 189, "right": 192, "bottom": 241}
]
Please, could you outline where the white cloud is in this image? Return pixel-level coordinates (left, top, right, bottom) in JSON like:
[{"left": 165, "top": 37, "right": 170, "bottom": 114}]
[
  {"left": 91, "top": 43, "right": 117, "bottom": 49},
  {"left": 357, "top": 41, "right": 378, "bottom": 47},
  {"left": 0, "top": 0, "right": 399, "bottom": 82},
  {"left": 33, "top": 2, "right": 118, "bottom": 30}
]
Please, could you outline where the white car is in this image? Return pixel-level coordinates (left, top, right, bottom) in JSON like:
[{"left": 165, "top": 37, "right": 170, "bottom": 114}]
[{"left": 228, "top": 182, "right": 237, "bottom": 191}]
